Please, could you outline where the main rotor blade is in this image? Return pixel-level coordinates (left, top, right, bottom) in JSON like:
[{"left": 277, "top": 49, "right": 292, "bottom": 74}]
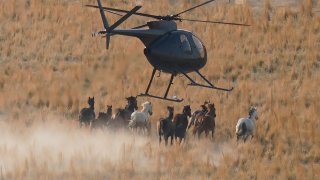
[
  {"left": 107, "top": 6, "right": 142, "bottom": 32},
  {"left": 179, "top": 18, "right": 250, "bottom": 26},
  {"left": 86, "top": 5, "right": 161, "bottom": 19},
  {"left": 132, "top": 24, "right": 149, "bottom": 29},
  {"left": 105, "top": 10, "right": 123, "bottom": 16},
  {"left": 173, "top": 0, "right": 216, "bottom": 17}
]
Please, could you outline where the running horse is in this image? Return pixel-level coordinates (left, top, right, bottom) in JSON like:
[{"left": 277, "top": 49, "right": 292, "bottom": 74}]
[
  {"left": 108, "top": 96, "right": 138, "bottom": 130},
  {"left": 235, "top": 106, "right": 258, "bottom": 142},
  {"left": 79, "top": 97, "right": 96, "bottom": 127},
  {"left": 174, "top": 105, "right": 192, "bottom": 144},
  {"left": 188, "top": 101, "right": 209, "bottom": 129},
  {"left": 129, "top": 101, "right": 153, "bottom": 135},
  {"left": 91, "top": 105, "right": 112, "bottom": 129},
  {"left": 192, "top": 103, "right": 216, "bottom": 139},
  {"left": 158, "top": 106, "right": 175, "bottom": 145}
]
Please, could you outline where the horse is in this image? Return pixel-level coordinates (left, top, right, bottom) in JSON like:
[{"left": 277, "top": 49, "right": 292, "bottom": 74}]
[
  {"left": 158, "top": 106, "right": 175, "bottom": 145},
  {"left": 192, "top": 103, "right": 216, "bottom": 139},
  {"left": 173, "top": 105, "right": 192, "bottom": 144},
  {"left": 188, "top": 101, "right": 209, "bottom": 129},
  {"left": 235, "top": 106, "right": 258, "bottom": 142},
  {"left": 90, "top": 105, "right": 112, "bottom": 129},
  {"left": 128, "top": 101, "right": 153, "bottom": 135},
  {"left": 108, "top": 96, "right": 138, "bottom": 129},
  {"left": 79, "top": 97, "right": 96, "bottom": 127}
]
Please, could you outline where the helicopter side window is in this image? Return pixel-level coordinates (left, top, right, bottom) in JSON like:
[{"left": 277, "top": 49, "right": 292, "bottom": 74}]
[
  {"left": 180, "top": 34, "right": 191, "bottom": 53},
  {"left": 192, "top": 35, "right": 205, "bottom": 58}
]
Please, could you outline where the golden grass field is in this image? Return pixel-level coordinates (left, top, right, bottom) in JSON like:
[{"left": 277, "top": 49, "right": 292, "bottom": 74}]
[{"left": 0, "top": 0, "right": 319, "bottom": 179}]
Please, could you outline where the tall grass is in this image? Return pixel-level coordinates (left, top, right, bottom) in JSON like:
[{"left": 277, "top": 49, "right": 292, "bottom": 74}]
[{"left": 0, "top": 0, "right": 319, "bottom": 179}]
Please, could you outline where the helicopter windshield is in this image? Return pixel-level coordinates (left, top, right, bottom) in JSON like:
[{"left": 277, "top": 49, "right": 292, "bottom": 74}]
[
  {"left": 192, "top": 35, "right": 205, "bottom": 58},
  {"left": 180, "top": 34, "right": 192, "bottom": 54}
]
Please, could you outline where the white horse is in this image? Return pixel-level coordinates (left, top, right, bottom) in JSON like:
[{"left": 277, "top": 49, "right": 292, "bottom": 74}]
[
  {"left": 129, "top": 101, "right": 153, "bottom": 134},
  {"left": 235, "top": 107, "right": 258, "bottom": 142}
]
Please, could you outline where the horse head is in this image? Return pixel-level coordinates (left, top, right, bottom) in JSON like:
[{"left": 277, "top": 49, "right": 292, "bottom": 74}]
[
  {"left": 167, "top": 106, "right": 174, "bottom": 112},
  {"left": 107, "top": 105, "right": 112, "bottom": 111},
  {"left": 183, "top": 105, "right": 192, "bottom": 117},
  {"left": 200, "top": 104, "right": 207, "bottom": 111},
  {"left": 142, "top": 101, "right": 153, "bottom": 116},
  {"left": 88, "top": 96, "right": 95, "bottom": 109},
  {"left": 249, "top": 106, "right": 258, "bottom": 120},
  {"left": 207, "top": 103, "right": 215, "bottom": 111},
  {"left": 107, "top": 105, "right": 112, "bottom": 115},
  {"left": 126, "top": 96, "right": 138, "bottom": 111}
]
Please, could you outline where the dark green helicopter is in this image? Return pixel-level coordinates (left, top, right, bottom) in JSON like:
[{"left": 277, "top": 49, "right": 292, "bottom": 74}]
[{"left": 87, "top": 0, "right": 249, "bottom": 102}]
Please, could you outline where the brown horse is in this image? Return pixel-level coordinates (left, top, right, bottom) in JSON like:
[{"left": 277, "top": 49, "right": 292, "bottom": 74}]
[
  {"left": 192, "top": 103, "right": 216, "bottom": 139},
  {"left": 188, "top": 101, "right": 209, "bottom": 129},
  {"left": 158, "top": 106, "right": 174, "bottom": 146},
  {"left": 174, "top": 105, "right": 192, "bottom": 144}
]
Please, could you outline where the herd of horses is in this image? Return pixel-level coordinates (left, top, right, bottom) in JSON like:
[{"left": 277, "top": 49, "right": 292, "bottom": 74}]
[{"left": 79, "top": 96, "right": 259, "bottom": 145}]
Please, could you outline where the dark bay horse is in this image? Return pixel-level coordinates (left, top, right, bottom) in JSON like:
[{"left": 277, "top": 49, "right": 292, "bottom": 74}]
[
  {"left": 193, "top": 103, "right": 216, "bottom": 139},
  {"left": 174, "top": 105, "right": 192, "bottom": 144},
  {"left": 108, "top": 96, "right": 138, "bottom": 129},
  {"left": 158, "top": 106, "right": 175, "bottom": 145},
  {"left": 79, "top": 97, "right": 96, "bottom": 127},
  {"left": 91, "top": 105, "right": 112, "bottom": 129}
]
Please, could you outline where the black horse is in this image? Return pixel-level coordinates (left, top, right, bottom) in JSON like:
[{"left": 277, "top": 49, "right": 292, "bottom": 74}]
[
  {"left": 91, "top": 105, "right": 112, "bottom": 129},
  {"left": 173, "top": 105, "right": 192, "bottom": 144},
  {"left": 158, "top": 106, "right": 175, "bottom": 146},
  {"left": 79, "top": 97, "right": 96, "bottom": 127},
  {"left": 108, "top": 96, "right": 138, "bottom": 129}
]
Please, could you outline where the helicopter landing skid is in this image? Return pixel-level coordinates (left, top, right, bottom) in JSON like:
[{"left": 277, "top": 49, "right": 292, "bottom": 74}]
[
  {"left": 137, "top": 68, "right": 184, "bottom": 103},
  {"left": 138, "top": 93, "right": 184, "bottom": 102},
  {"left": 181, "top": 70, "right": 234, "bottom": 92}
]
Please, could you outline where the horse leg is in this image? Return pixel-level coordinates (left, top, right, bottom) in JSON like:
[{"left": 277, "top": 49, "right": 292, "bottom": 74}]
[
  {"left": 211, "top": 123, "right": 215, "bottom": 140},
  {"left": 197, "top": 129, "right": 202, "bottom": 140},
  {"left": 170, "top": 135, "right": 174, "bottom": 145},
  {"left": 164, "top": 136, "right": 168, "bottom": 146},
  {"left": 205, "top": 129, "right": 209, "bottom": 138},
  {"left": 211, "top": 129, "right": 214, "bottom": 140},
  {"left": 236, "top": 135, "right": 240, "bottom": 142},
  {"left": 192, "top": 128, "right": 197, "bottom": 138},
  {"left": 159, "top": 135, "right": 162, "bottom": 144},
  {"left": 148, "top": 123, "right": 151, "bottom": 136},
  {"left": 145, "top": 123, "right": 150, "bottom": 136},
  {"left": 243, "top": 134, "right": 249, "bottom": 143},
  {"left": 250, "top": 133, "right": 254, "bottom": 141}
]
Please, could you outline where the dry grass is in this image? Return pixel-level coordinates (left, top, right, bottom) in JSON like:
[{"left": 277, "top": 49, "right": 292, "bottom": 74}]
[{"left": 0, "top": 0, "right": 319, "bottom": 179}]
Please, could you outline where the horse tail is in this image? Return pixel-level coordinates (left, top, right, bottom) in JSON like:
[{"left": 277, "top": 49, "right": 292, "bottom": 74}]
[
  {"left": 236, "top": 122, "right": 247, "bottom": 136},
  {"left": 128, "top": 114, "right": 136, "bottom": 128}
]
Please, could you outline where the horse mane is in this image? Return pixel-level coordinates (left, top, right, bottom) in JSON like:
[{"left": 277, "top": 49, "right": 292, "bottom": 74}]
[{"left": 248, "top": 107, "right": 257, "bottom": 119}]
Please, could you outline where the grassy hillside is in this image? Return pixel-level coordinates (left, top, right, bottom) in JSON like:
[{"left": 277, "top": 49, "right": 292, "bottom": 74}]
[{"left": 0, "top": 0, "right": 319, "bottom": 179}]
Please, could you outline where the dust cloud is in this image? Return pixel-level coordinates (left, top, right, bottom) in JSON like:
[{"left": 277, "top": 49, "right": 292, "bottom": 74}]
[{"left": 0, "top": 116, "right": 235, "bottom": 178}]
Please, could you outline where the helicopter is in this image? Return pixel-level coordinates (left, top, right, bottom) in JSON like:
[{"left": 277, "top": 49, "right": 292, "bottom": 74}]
[{"left": 86, "top": 0, "right": 249, "bottom": 102}]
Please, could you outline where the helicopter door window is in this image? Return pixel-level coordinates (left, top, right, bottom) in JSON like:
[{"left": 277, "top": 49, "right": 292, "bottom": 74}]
[
  {"left": 192, "top": 35, "right": 205, "bottom": 58},
  {"left": 179, "top": 34, "right": 192, "bottom": 53}
]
